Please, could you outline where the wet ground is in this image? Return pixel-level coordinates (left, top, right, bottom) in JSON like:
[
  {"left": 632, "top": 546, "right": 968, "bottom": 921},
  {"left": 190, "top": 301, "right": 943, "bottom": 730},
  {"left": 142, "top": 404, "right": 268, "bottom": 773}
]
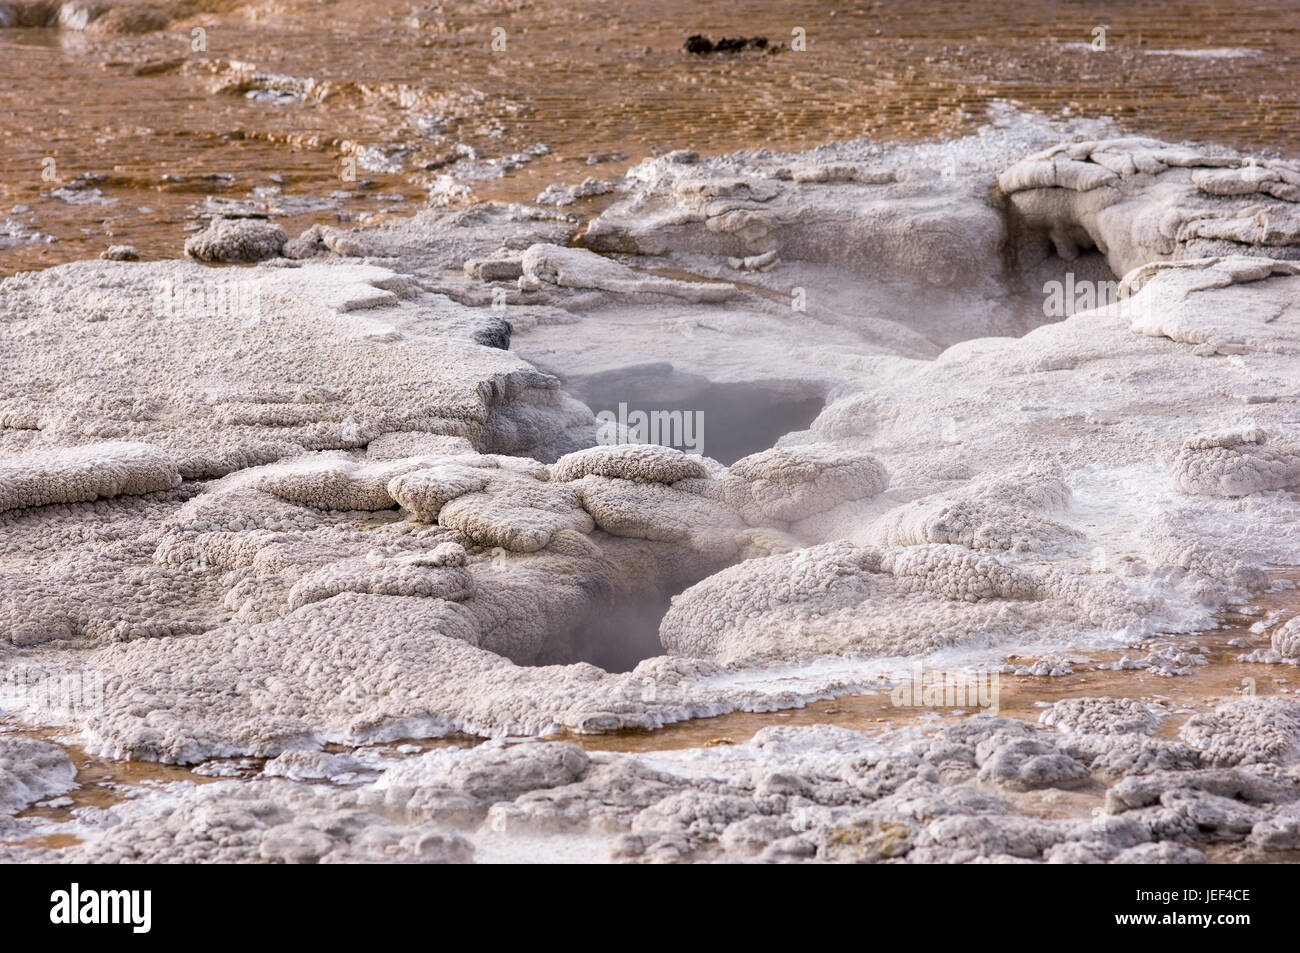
[
  {"left": 3, "top": 0, "right": 1300, "bottom": 273},
  {"left": 3, "top": 572, "right": 1295, "bottom": 850},
  {"left": 0, "top": 724, "right": 480, "bottom": 849},
  {"left": 568, "top": 571, "right": 1300, "bottom": 754}
]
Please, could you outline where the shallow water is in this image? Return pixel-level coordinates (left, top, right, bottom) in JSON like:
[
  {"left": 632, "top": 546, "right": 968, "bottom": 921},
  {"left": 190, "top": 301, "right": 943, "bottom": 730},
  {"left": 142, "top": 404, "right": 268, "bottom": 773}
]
[
  {"left": 4, "top": 0, "right": 1300, "bottom": 274},
  {"left": 0, "top": 724, "right": 479, "bottom": 849},
  {"left": 568, "top": 571, "right": 1300, "bottom": 754},
  {"left": 0, "top": 725, "right": 216, "bottom": 849},
  {"left": 5, "top": 574, "right": 1295, "bottom": 852}
]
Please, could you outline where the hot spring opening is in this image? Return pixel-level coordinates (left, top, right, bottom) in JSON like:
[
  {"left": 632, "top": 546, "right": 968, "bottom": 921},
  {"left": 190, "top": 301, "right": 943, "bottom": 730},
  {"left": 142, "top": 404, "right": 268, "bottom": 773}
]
[
  {"left": 536, "top": 586, "right": 677, "bottom": 673},
  {"left": 566, "top": 362, "right": 826, "bottom": 466}
]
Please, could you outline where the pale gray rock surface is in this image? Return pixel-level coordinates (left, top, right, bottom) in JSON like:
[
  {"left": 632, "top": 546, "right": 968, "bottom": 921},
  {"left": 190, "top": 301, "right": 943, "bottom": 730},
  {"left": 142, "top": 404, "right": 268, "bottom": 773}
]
[
  {"left": 184, "top": 217, "right": 288, "bottom": 263},
  {"left": 0, "top": 737, "right": 76, "bottom": 815},
  {"left": 4, "top": 116, "right": 1300, "bottom": 863}
]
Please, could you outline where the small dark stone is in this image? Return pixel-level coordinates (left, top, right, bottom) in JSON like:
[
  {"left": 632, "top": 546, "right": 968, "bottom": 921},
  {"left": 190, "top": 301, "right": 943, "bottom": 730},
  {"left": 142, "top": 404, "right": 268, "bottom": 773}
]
[
  {"left": 683, "top": 35, "right": 769, "bottom": 55},
  {"left": 473, "top": 317, "right": 513, "bottom": 350}
]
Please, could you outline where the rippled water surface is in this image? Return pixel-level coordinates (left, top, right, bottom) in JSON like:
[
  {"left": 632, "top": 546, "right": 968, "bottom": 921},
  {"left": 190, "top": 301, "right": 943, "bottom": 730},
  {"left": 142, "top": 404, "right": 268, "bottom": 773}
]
[{"left": 3, "top": 0, "right": 1299, "bottom": 273}]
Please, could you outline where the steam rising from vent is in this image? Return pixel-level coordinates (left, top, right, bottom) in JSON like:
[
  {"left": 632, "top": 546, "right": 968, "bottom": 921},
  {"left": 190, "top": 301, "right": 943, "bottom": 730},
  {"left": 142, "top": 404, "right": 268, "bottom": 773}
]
[
  {"left": 569, "top": 363, "right": 825, "bottom": 466},
  {"left": 540, "top": 588, "right": 678, "bottom": 673}
]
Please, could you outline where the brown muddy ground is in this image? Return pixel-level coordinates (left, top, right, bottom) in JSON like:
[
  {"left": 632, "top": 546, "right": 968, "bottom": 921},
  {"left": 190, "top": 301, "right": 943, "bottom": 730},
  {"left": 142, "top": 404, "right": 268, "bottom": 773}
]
[{"left": 3, "top": 0, "right": 1299, "bottom": 273}]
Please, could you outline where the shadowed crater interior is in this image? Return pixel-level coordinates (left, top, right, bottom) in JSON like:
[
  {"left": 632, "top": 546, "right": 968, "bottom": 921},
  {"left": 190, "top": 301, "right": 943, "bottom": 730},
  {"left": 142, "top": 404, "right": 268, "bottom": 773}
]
[{"left": 566, "top": 362, "right": 826, "bottom": 466}]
